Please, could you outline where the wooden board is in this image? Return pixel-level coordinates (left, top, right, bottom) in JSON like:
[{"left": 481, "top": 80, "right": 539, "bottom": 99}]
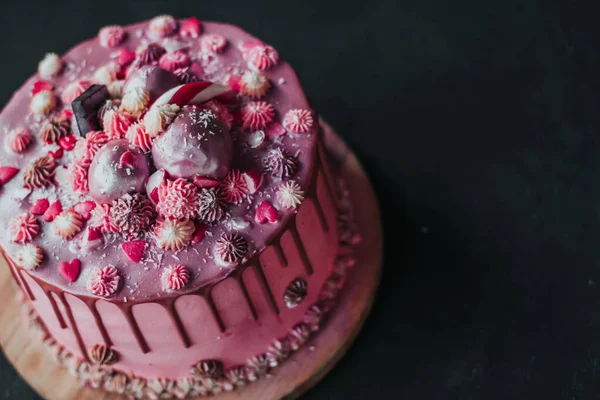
[{"left": 0, "top": 121, "right": 383, "bottom": 400}]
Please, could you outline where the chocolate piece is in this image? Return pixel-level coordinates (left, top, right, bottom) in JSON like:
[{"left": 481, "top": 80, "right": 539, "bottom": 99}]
[{"left": 71, "top": 84, "right": 109, "bottom": 137}]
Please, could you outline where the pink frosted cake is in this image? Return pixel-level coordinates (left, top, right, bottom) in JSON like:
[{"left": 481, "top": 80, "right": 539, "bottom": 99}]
[{"left": 0, "top": 15, "right": 356, "bottom": 398}]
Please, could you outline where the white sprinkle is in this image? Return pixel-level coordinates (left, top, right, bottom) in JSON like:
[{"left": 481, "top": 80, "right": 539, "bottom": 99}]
[{"left": 278, "top": 78, "right": 286, "bottom": 85}]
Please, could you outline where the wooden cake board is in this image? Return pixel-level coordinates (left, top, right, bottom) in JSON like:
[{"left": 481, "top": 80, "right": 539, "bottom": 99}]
[{"left": 0, "top": 120, "right": 383, "bottom": 400}]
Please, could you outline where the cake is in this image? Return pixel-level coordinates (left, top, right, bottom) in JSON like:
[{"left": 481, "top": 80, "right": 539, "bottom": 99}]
[{"left": 0, "top": 15, "right": 357, "bottom": 398}]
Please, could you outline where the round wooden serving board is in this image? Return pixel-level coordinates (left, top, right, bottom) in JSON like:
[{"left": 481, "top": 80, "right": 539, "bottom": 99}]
[{"left": 0, "top": 120, "right": 383, "bottom": 400}]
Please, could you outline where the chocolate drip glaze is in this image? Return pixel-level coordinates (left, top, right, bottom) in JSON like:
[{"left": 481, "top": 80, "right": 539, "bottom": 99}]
[
  {"left": 205, "top": 290, "right": 226, "bottom": 332},
  {"left": 312, "top": 195, "right": 329, "bottom": 232},
  {"left": 123, "top": 305, "right": 150, "bottom": 354},
  {"left": 87, "top": 300, "right": 113, "bottom": 346},
  {"left": 160, "top": 299, "right": 191, "bottom": 348},
  {"left": 288, "top": 222, "right": 313, "bottom": 275},
  {"left": 45, "top": 290, "right": 66, "bottom": 329},
  {"left": 252, "top": 262, "right": 279, "bottom": 315},
  {"left": 3, "top": 142, "right": 339, "bottom": 363},
  {"left": 17, "top": 268, "right": 35, "bottom": 301},
  {"left": 272, "top": 239, "right": 288, "bottom": 267},
  {"left": 234, "top": 275, "right": 257, "bottom": 320},
  {"left": 57, "top": 292, "right": 89, "bottom": 362}
]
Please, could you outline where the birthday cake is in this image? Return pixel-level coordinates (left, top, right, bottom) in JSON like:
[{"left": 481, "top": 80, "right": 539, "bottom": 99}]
[{"left": 0, "top": 15, "right": 356, "bottom": 398}]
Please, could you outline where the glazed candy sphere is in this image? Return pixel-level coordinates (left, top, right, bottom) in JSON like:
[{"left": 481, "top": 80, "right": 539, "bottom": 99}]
[
  {"left": 152, "top": 105, "right": 232, "bottom": 180},
  {"left": 88, "top": 139, "right": 151, "bottom": 203},
  {"left": 123, "top": 65, "right": 181, "bottom": 99}
]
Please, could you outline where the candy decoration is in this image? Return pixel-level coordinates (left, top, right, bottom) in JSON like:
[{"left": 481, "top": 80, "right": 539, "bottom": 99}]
[
  {"left": 38, "top": 53, "right": 63, "bottom": 79},
  {"left": 125, "top": 122, "right": 153, "bottom": 153},
  {"left": 9, "top": 214, "right": 39, "bottom": 243},
  {"left": 58, "top": 134, "right": 77, "bottom": 151},
  {"left": 120, "top": 87, "right": 150, "bottom": 118},
  {"left": 53, "top": 209, "right": 84, "bottom": 239},
  {"left": 30, "top": 90, "right": 56, "bottom": 115},
  {"left": 143, "top": 103, "right": 180, "bottom": 136},
  {"left": 283, "top": 109, "right": 314, "bottom": 133},
  {"left": 148, "top": 15, "right": 177, "bottom": 39},
  {"left": 117, "top": 48, "right": 136, "bottom": 67},
  {"left": 220, "top": 169, "right": 249, "bottom": 204},
  {"left": 43, "top": 200, "right": 63, "bottom": 222},
  {"left": 264, "top": 147, "right": 298, "bottom": 179},
  {"left": 246, "top": 130, "right": 266, "bottom": 149},
  {"left": 0, "top": 166, "right": 19, "bottom": 185},
  {"left": 23, "top": 155, "right": 56, "bottom": 189},
  {"left": 98, "top": 25, "right": 126, "bottom": 48},
  {"left": 121, "top": 240, "right": 146, "bottom": 263},
  {"left": 103, "top": 109, "right": 132, "bottom": 139},
  {"left": 197, "top": 188, "right": 227, "bottom": 223},
  {"left": 72, "top": 84, "right": 110, "bottom": 137},
  {"left": 93, "top": 63, "right": 120, "bottom": 86},
  {"left": 5, "top": 128, "right": 30, "bottom": 154},
  {"left": 88, "top": 139, "right": 150, "bottom": 204},
  {"left": 242, "top": 44, "right": 279, "bottom": 71},
  {"left": 40, "top": 115, "right": 71, "bottom": 144},
  {"left": 74, "top": 130, "right": 109, "bottom": 164},
  {"left": 180, "top": 17, "right": 201, "bottom": 38},
  {"left": 154, "top": 218, "right": 195, "bottom": 251},
  {"left": 29, "top": 198, "right": 50, "bottom": 215},
  {"left": 243, "top": 168, "right": 263, "bottom": 194},
  {"left": 70, "top": 162, "right": 89, "bottom": 193},
  {"left": 276, "top": 181, "right": 305, "bottom": 209},
  {"left": 157, "top": 178, "right": 200, "bottom": 220},
  {"left": 48, "top": 148, "right": 63, "bottom": 159},
  {"left": 87, "top": 266, "right": 121, "bottom": 297},
  {"left": 58, "top": 259, "right": 81, "bottom": 282},
  {"left": 110, "top": 193, "right": 156, "bottom": 239},
  {"left": 159, "top": 50, "right": 190, "bottom": 72},
  {"left": 241, "top": 71, "right": 270, "bottom": 99},
  {"left": 146, "top": 169, "right": 167, "bottom": 204},
  {"left": 240, "top": 101, "right": 275, "bottom": 131},
  {"left": 31, "top": 80, "right": 53, "bottom": 96},
  {"left": 107, "top": 80, "right": 125, "bottom": 99},
  {"left": 162, "top": 265, "right": 190, "bottom": 291},
  {"left": 16, "top": 244, "right": 44, "bottom": 270},
  {"left": 255, "top": 201, "right": 278, "bottom": 224},
  {"left": 214, "top": 233, "right": 248, "bottom": 266},
  {"left": 89, "top": 203, "right": 118, "bottom": 233},
  {"left": 200, "top": 34, "right": 227, "bottom": 53},
  {"left": 148, "top": 81, "right": 233, "bottom": 118}
]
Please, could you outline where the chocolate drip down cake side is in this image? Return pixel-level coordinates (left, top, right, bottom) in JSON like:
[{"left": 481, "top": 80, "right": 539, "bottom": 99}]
[{"left": 0, "top": 15, "right": 366, "bottom": 399}]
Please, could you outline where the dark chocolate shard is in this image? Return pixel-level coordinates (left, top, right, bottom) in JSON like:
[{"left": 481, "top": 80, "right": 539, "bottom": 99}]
[{"left": 71, "top": 84, "right": 109, "bottom": 137}]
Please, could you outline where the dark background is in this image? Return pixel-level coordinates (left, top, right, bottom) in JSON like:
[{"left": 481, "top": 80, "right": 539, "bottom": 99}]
[{"left": 1, "top": 0, "right": 598, "bottom": 399}]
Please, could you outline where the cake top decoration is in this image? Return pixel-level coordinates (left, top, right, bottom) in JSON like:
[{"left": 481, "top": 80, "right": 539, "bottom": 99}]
[{"left": 0, "top": 17, "right": 318, "bottom": 300}]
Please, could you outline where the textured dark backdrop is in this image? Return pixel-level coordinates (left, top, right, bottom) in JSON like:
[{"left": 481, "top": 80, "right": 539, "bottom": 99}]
[{"left": 1, "top": 0, "right": 598, "bottom": 399}]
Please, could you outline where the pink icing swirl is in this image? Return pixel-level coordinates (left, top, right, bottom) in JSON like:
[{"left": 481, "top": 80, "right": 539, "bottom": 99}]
[
  {"left": 220, "top": 169, "right": 249, "bottom": 204},
  {"left": 125, "top": 122, "right": 153, "bottom": 153},
  {"left": 156, "top": 178, "right": 200, "bottom": 220},
  {"left": 98, "top": 25, "right": 126, "bottom": 48},
  {"left": 158, "top": 51, "right": 190, "bottom": 72},
  {"left": 241, "top": 101, "right": 275, "bottom": 131},
  {"left": 87, "top": 266, "right": 121, "bottom": 297},
  {"left": 161, "top": 265, "right": 190, "bottom": 291},
  {"left": 9, "top": 214, "right": 39, "bottom": 243},
  {"left": 89, "top": 204, "right": 118, "bottom": 233},
  {"left": 283, "top": 109, "right": 314, "bottom": 133},
  {"left": 201, "top": 34, "right": 227, "bottom": 53},
  {"left": 245, "top": 44, "right": 279, "bottom": 71},
  {"left": 70, "top": 162, "right": 89, "bottom": 193},
  {"left": 6, "top": 128, "right": 32, "bottom": 153}
]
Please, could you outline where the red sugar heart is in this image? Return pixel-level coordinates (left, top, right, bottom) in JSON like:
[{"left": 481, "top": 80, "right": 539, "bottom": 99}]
[
  {"left": 29, "top": 198, "right": 50, "bottom": 215},
  {"left": 43, "top": 200, "right": 62, "bottom": 222},
  {"left": 0, "top": 166, "right": 19, "bottom": 185},
  {"left": 121, "top": 240, "right": 146, "bottom": 263},
  {"left": 58, "top": 259, "right": 81, "bottom": 282},
  {"left": 255, "top": 201, "right": 278, "bottom": 224}
]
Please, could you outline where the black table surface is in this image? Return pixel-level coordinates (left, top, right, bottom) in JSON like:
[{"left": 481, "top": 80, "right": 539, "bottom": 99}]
[{"left": 1, "top": 0, "right": 597, "bottom": 399}]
